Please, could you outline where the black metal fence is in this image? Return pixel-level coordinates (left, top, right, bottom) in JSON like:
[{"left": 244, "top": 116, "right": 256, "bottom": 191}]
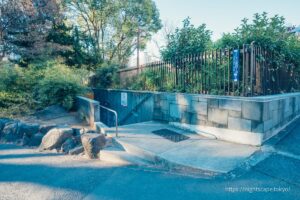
[{"left": 126, "top": 44, "right": 299, "bottom": 96}]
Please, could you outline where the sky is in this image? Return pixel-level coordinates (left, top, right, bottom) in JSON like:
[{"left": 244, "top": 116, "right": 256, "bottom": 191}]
[{"left": 129, "top": 0, "right": 300, "bottom": 66}]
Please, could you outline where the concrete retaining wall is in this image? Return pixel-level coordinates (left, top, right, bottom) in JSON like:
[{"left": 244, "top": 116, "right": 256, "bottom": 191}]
[
  {"left": 153, "top": 93, "right": 300, "bottom": 145},
  {"left": 76, "top": 96, "right": 100, "bottom": 128},
  {"left": 93, "top": 89, "right": 154, "bottom": 126},
  {"left": 93, "top": 89, "right": 300, "bottom": 146}
]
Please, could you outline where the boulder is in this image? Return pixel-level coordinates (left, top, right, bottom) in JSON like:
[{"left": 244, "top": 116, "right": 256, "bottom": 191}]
[
  {"left": 72, "top": 128, "right": 85, "bottom": 136},
  {"left": 61, "top": 138, "right": 77, "bottom": 153},
  {"left": 18, "top": 123, "right": 40, "bottom": 138},
  {"left": 1, "top": 121, "right": 21, "bottom": 142},
  {"left": 27, "top": 133, "right": 44, "bottom": 146},
  {"left": 74, "top": 135, "right": 82, "bottom": 144},
  {"left": 69, "top": 146, "right": 84, "bottom": 155},
  {"left": 39, "top": 124, "right": 57, "bottom": 135},
  {"left": 81, "top": 133, "right": 106, "bottom": 159},
  {"left": 21, "top": 135, "right": 30, "bottom": 146},
  {"left": 86, "top": 130, "right": 98, "bottom": 134},
  {"left": 0, "top": 118, "right": 13, "bottom": 133},
  {"left": 39, "top": 127, "right": 73, "bottom": 150}
]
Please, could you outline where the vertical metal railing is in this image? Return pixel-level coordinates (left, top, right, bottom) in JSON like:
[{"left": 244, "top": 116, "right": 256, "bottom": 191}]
[
  {"left": 119, "top": 43, "right": 294, "bottom": 96},
  {"left": 99, "top": 105, "right": 118, "bottom": 137}
]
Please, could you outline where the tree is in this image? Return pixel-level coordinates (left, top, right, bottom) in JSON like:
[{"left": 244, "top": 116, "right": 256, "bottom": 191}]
[
  {"left": 63, "top": 0, "right": 162, "bottom": 66},
  {"left": 160, "top": 18, "right": 212, "bottom": 60},
  {"left": 0, "top": 0, "right": 63, "bottom": 64},
  {"left": 215, "top": 12, "right": 300, "bottom": 92}
]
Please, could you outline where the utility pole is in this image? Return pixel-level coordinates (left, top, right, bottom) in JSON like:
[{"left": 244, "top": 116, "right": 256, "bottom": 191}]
[{"left": 137, "top": 26, "right": 140, "bottom": 74}]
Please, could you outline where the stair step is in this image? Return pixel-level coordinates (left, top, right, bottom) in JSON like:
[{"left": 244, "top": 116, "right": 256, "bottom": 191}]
[
  {"left": 94, "top": 122, "right": 109, "bottom": 135},
  {"left": 100, "top": 148, "right": 151, "bottom": 166}
]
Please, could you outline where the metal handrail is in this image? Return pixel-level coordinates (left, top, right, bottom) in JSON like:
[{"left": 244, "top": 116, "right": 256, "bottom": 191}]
[{"left": 99, "top": 105, "right": 119, "bottom": 137}]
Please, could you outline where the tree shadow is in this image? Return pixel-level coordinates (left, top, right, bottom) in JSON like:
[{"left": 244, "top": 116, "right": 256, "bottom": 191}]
[{"left": 0, "top": 153, "right": 63, "bottom": 160}]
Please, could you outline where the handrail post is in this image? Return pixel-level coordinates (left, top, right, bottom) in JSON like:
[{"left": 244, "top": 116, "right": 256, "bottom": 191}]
[
  {"left": 99, "top": 105, "right": 119, "bottom": 138},
  {"left": 115, "top": 112, "right": 118, "bottom": 137}
]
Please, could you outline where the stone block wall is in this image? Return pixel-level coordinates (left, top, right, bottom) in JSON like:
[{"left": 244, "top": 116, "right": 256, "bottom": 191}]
[
  {"left": 153, "top": 92, "right": 300, "bottom": 145},
  {"left": 93, "top": 89, "right": 300, "bottom": 146}
]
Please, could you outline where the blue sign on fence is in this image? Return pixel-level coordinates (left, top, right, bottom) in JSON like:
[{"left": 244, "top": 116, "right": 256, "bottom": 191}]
[{"left": 232, "top": 50, "right": 239, "bottom": 82}]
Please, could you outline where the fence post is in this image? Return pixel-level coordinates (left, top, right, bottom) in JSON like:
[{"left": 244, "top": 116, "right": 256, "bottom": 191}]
[{"left": 250, "top": 42, "right": 255, "bottom": 96}]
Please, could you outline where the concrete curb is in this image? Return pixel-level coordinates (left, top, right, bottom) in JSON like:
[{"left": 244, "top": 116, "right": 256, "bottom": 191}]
[{"left": 113, "top": 137, "right": 222, "bottom": 178}]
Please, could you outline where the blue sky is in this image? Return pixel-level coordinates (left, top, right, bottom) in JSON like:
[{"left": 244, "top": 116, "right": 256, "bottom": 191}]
[
  {"left": 154, "top": 0, "right": 300, "bottom": 40},
  {"left": 130, "top": 0, "right": 300, "bottom": 66}
]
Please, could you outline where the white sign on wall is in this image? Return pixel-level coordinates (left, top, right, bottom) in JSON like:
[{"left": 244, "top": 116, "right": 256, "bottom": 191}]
[{"left": 121, "top": 92, "right": 128, "bottom": 107}]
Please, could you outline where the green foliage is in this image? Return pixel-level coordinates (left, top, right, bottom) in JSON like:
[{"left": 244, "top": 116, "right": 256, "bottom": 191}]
[
  {"left": 0, "top": 60, "right": 88, "bottom": 117},
  {"left": 0, "top": 0, "right": 63, "bottom": 65},
  {"left": 90, "top": 64, "right": 119, "bottom": 89},
  {"left": 64, "top": 0, "right": 162, "bottom": 65},
  {"left": 128, "top": 69, "right": 174, "bottom": 92},
  {"left": 161, "top": 18, "right": 212, "bottom": 60},
  {"left": 136, "top": 70, "right": 161, "bottom": 91},
  {"left": 215, "top": 12, "right": 300, "bottom": 92},
  {"left": 35, "top": 64, "right": 87, "bottom": 110}
]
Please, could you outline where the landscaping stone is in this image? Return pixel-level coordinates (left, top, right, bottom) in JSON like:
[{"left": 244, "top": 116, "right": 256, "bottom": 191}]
[
  {"left": 21, "top": 135, "right": 30, "bottom": 146},
  {"left": 18, "top": 123, "right": 40, "bottom": 137},
  {"left": 0, "top": 118, "right": 13, "bottom": 133},
  {"left": 39, "top": 124, "right": 57, "bottom": 135},
  {"left": 39, "top": 127, "right": 73, "bottom": 150},
  {"left": 1, "top": 121, "right": 21, "bottom": 142},
  {"left": 72, "top": 128, "right": 85, "bottom": 136},
  {"left": 69, "top": 146, "right": 84, "bottom": 155},
  {"left": 81, "top": 133, "right": 106, "bottom": 159},
  {"left": 27, "top": 133, "right": 44, "bottom": 146},
  {"left": 61, "top": 138, "right": 77, "bottom": 153}
]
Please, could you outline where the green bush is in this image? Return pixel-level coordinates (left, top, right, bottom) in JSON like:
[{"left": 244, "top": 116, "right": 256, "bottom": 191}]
[
  {"left": 90, "top": 63, "right": 119, "bottom": 89},
  {"left": 0, "top": 62, "right": 39, "bottom": 117},
  {"left": 35, "top": 64, "right": 86, "bottom": 110},
  {"left": 128, "top": 70, "right": 162, "bottom": 91},
  {"left": 0, "top": 60, "right": 89, "bottom": 117}
]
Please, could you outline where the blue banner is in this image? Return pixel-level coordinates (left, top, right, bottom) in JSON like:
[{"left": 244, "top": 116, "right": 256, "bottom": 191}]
[{"left": 232, "top": 50, "right": 239, "bottom": 82}]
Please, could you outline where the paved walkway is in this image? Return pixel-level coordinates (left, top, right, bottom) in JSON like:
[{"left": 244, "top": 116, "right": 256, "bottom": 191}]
[
  {"left": 106, "top": 121, "right": 259, "bottom": 174},
  {"left": 0, "top": 143, "right": 299, "bottom": 200}
]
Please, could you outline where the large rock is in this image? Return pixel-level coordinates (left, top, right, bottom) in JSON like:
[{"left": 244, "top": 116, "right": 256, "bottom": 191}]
[
  {"left": 61, "top": 138, "right": 77, "bottom": 153},
  {"left": 1, "top": 121, "right": 21, "bottom": 142},
  {"left": 81, "top": 134, "right": 106, "bottom": 159},
  {"left": 39, "top": 127, "right": 73, "bottom": 150},
  {"left": 18, "top": 123, "right": 40, "bottom": 137},
  {"left": 0, "top": 118, "right": 13, "bottom": 133},
  {"left": 28, "top": 133, "right": 44, "bottom": 146},
  {"left": 39, "top": 124, "right": 57, "bottom": 135},
  {"left": 69, "top": 146, "right": 84, "bottom": 155}
]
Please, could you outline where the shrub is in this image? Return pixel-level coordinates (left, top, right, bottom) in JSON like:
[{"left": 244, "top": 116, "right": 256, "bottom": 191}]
[
  {"left": 128, "top": 70, "right": 162, "bottom": 91},
  {"left": 90, "top": 63, "right": 119, "bottom": 89},
  {"left": 35, "top": 64, "right": 86, "bottom": 110}
]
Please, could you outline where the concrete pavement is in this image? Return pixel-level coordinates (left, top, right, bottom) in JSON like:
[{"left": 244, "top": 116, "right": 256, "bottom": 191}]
[
  {"left": 104, "top": 121, "right": 259, "bottom": 174},
  {"left": 0, "top": 143, "right": 299, "bottom": 200}
]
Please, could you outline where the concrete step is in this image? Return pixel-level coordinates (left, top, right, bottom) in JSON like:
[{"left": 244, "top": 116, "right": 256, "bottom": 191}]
[
  {"left": 113, "top": 138, "right": 221, "bottom": 178},
  {"left": 100, "top": 147, "right": 152, "bottom": 166},
  {"left": 94, "top": 122, "right": 110, "bottom": 135}
]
